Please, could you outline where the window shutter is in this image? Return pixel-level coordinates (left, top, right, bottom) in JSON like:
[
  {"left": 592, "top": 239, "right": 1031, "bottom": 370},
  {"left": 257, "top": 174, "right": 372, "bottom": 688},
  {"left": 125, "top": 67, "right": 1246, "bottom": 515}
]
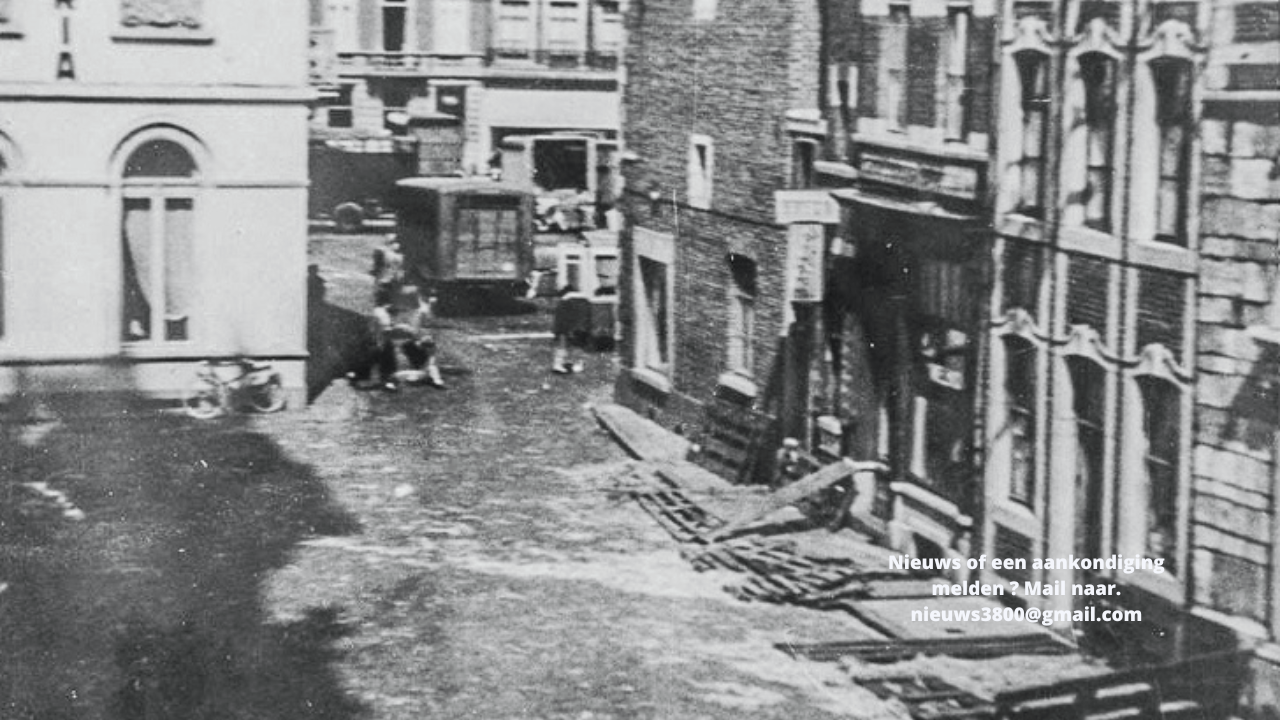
[
  {"left": 858, "top": 17, "right": 880, "bottom": 117},
  {"left": 1066, "top": 255, "right": 1111, "bottom": 335},
  {"left": 1137, "top": 269, "right": 1186, "bottom": 361},
  {"left": 965, "top": 15, "right": 995, "bottom": 136},
  {"left": 906, "top": 18, "right": 940, "bottom": 127}
]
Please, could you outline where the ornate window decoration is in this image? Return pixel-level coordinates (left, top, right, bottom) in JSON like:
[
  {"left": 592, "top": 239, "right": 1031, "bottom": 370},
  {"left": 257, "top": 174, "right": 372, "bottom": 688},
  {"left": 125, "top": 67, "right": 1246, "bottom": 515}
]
[
  {"left": 1131, "top": 19, "right": 1202, "bottom": 247},
  {"left": 1118, "top": 343, "right": 1191, "bottom": 582},
  {"left": 1062, "top": 17, "right": 1124, "bottom": 233},
  {"left": 120, "top": 0, "right": 203, "bottom": 30},
  {"left": 988, "top": 308, "right": 1048, "bottom": 513},
  {"left": 998, "top": 15, "right": 1055, "bottom": 220}
]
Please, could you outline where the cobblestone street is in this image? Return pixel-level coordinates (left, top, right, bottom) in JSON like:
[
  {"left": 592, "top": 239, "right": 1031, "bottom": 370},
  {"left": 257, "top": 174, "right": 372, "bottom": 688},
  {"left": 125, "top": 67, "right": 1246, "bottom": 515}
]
[{"left": 0, "top": 232, "right": 891, "bottom": 719}]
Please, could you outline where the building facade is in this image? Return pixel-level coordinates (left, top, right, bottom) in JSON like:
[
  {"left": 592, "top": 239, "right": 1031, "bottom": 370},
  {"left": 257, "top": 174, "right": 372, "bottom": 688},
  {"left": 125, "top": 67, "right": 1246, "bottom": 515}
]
[
  {"left": 310, "top": 0, "right": 623, "bottom": 175},
  {"left": 795, "top": 0, "right": 1000, "bottom": 570},
  {"left": 980, "top": 0, "right": 1280, "bottom": 665},
  {"left": 615, "top": 0, "right": 821, "bottom": 483},
  {"left": 0, "top": 1, "right": 312, "bottom": 404}
]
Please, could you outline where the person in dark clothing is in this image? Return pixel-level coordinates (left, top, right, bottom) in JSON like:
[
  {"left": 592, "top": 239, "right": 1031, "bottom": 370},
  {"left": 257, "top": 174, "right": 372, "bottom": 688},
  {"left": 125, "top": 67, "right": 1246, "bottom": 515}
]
[{"left": 551, "top": 285, "right": 591, "bottom": 374}]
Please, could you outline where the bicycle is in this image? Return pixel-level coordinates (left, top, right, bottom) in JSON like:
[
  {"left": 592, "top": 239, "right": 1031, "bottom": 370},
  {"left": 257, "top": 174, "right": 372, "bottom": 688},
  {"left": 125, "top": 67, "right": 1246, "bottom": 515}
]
[{"left": 182, "top": 358, "right": 286, "bottom": 419}]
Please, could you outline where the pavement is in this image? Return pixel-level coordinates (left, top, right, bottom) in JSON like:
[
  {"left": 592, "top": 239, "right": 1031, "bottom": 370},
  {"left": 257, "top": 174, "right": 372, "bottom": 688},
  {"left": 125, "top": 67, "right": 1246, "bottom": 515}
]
[{"left": 0, "top": 230, "right": 1112, "bottom": 720}]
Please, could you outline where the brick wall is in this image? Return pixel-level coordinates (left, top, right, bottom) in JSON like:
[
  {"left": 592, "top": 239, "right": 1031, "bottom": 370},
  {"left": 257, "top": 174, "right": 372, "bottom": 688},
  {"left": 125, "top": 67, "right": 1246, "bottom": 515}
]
[
  {"left": 1191, "top": 101, "right": 1280, "bottom": 623},
  {"left": 619, "top": 0, "right": 819, "bottom": 441}
]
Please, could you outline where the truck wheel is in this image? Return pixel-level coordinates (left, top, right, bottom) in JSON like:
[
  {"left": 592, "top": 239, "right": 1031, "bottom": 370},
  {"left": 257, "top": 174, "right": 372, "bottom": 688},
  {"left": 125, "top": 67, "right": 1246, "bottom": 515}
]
[{"left": 334, "top": 202, "right": 364, "bottom": 233}]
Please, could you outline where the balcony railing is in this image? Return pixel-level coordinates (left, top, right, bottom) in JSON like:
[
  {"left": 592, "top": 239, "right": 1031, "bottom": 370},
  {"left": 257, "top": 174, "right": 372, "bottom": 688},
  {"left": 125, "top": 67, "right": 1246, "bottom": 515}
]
[
  {"left": 334, "top": 49, "right": 620, "bottom": 75},
  {"left": 335, "top": 51, "right": 488, "bottom": 74}
]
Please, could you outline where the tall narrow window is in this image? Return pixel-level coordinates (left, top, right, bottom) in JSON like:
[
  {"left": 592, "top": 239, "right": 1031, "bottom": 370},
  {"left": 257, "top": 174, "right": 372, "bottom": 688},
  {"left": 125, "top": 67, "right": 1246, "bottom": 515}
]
[
  {"left": 1069, "top": 358, "right": 1106, "bottom": 559},
  {"left": 1151, "top": 57, "right": 1193, "bottom": 246},
  {"left": 595, "top": 1, "right": 622, "bottom": 56},
  {"left": 727, "top": 255, "right": 756, "bottom": 377},
  {"left": 882, "top": 5, "right": 911, "bottom": 130},
  {"left": 638, "top": 257, "right": 670, "bottom": 371},
  {"left": 497, "top": 0, "right": 533, "bottom": 56},
  {"left": 122, "top": 138, "right": 198, "bottom": 344},
  {"left": 434, "top": 0, "right": 470, "bottom": 55},
  {"left": 1080, "top": 52, "right": 1116, "bottom": 231},
  {"left": 547, "top": 1, "right": 582, "bottom": 56},
  {"left": 1139, "top": 376, "right": 1181, "bottom": 574},
  {"left": 1004, "top": 336, "right": 1037, "bottom": 504},
  {"left": 688, "top": 135, "right": 713, "bottom": 209},
  {"left": 1015, "top": 50, "right": 1050, "bottom": 218},
  {"left": 792, "top": 140, "right": 816, "bottom": 189},
  {"left": 382, "top": 0, "right": 407, "bottom": 52},
  {"left": 943, "top": 8, "right": 971, "bottom": 140}
]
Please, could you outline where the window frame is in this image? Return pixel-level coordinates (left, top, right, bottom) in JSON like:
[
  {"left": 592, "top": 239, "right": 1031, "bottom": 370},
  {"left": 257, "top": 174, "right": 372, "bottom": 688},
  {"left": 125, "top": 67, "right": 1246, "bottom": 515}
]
[
  {"left": 941, "top": 6, "right": 972, "bottom": 141},
  {"left": 1014, "top": 48, "right": 1051, "bottom": 219},
  {"left": 687, "top": 134, "right": 714, "bottom": 210},
  {"left": 631, "top": 228, "right": 676, "bottom": 390},
  {"left": 381, "top": 0, "right": 409, "bottom": 53},
  {"left": 113, "top": 128, "right": 206, "bottom": 352},
  {"left": 881, "top": 4, "right": 911, "bottom": 132},
  {"left": 725, "top": 254, "right": 756, "bottom": 378},
  {"left": 1078, "top": 50, "right": 1119, "bottom": 232}
]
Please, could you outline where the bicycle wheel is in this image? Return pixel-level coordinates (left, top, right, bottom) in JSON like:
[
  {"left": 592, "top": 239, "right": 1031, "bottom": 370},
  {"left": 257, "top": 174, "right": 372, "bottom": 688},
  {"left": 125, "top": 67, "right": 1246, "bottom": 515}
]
[
  {"left": 246, "top": 375, "right": 287, "bottom": 414},
  {"left": 183, "top": 376, "right": 226, "bottom": 419}
]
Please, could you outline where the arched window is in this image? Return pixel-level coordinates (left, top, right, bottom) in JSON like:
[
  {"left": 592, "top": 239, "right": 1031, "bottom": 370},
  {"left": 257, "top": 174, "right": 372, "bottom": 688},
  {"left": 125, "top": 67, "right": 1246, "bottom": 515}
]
[{"left": 121, "top": 137, "right": 198, "bottom": 344}]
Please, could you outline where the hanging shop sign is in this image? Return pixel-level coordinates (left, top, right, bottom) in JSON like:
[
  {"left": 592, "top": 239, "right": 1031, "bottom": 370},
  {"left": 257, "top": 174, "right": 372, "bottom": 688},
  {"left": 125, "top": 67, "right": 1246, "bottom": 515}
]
[
  {"left": 775, "top": 190, "right": 840, "bottom": 225},
  {"left": 858, "top": 148, "right": 981, "bottom": 202},
  {"left": 785, "top": 223, "right": 825, "bottom": 303}
]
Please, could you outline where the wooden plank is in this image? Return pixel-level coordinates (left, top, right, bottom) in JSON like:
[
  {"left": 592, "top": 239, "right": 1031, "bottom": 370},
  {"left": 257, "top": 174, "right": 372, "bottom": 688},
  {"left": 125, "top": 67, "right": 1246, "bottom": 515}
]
[{"left": 703, "top": 459, "right": 886, "bottom": 541}]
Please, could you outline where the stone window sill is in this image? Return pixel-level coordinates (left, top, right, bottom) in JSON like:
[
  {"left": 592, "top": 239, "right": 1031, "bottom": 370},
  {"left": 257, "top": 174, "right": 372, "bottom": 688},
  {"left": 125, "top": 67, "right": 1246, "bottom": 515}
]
[
  {"left": 113, "top": 29, "right": 214, "bottom": 45},
  {"left": 716, "top": 372, "right": 757, "bottom": 400},
  {"left": 629, "top": 366, "right": 671, "bottom": 394}
]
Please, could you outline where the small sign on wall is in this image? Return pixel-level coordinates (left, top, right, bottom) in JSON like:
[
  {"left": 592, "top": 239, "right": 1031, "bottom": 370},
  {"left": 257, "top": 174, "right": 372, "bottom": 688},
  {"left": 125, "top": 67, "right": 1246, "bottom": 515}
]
[
  {"left": 775, "top": 190, "right": 840, "bottom": 225},
  {"left": 786, "top": 223, "right": 825, "bottom": 304}
]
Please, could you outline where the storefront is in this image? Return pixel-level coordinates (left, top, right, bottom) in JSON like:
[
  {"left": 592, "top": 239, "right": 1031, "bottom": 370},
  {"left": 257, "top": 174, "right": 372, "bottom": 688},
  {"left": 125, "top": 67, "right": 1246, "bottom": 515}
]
[{"left": 819, "top": 148, "right": 989, "bottom": 576}]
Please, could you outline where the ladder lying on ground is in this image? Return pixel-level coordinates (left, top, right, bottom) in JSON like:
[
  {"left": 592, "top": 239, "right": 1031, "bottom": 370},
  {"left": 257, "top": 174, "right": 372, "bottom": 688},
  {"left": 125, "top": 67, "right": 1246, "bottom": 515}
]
[{"left": 993, "top": 649, "right": 1248, "bottom": 720}]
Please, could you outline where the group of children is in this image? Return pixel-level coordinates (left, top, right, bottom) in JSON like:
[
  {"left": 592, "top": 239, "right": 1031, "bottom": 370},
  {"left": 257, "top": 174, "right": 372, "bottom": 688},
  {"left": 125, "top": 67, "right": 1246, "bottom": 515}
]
[
  {"left": 347, "top": 234, "right": 601, "bottom": 392},
  {"left": 347, "top": 236, "right": 446, "bottom": 392}
]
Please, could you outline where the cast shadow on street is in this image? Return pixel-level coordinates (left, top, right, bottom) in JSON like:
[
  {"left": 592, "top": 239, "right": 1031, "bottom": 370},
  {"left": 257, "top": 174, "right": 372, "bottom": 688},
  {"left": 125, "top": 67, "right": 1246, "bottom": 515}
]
[{"left": 0, "top": 388, "right": 364, "bottom": 720}]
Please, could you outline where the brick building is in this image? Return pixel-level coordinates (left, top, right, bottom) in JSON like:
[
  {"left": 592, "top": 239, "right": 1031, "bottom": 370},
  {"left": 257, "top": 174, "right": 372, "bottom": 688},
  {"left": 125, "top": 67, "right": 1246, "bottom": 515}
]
[
  {"left": 615, "top": 0, "right": 823, "bottom": 482},
  {"left": 794, "top": 0, "right": 1000, "bottom": 571},
  {"left": 978, "top": 0, "right": 1280, "bottom": 666},
  {"left": 310, "top": 0, "right": 623, "bottom": 175}
]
